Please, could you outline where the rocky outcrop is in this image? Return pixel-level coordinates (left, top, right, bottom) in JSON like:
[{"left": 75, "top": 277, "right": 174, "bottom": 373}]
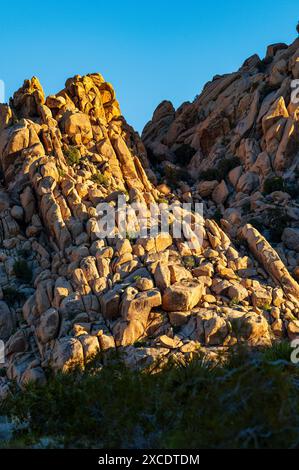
[
  {"left": 0, "top": 44, "right": 299, "bottom": 398},
  {"left": 241, "top": 224, "right": 299, "bottom": 304},
  {"left": 142, "top": 37, "right": 299, "bottom": 286}
]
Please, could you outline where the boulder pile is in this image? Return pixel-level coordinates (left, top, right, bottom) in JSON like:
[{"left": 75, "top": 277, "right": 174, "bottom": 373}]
[{"left": 0, "top": 45, "right": 299, "bottom": 397}]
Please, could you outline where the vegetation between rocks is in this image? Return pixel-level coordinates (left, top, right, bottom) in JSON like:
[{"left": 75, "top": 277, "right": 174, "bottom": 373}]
[
  {"left": 263, "top": 176, "right": 299, "bottom": 199},
  {"left": 164, "top": 166, "right": 192, "bottom": 187},
  {"left": 1, "top": 343, "right": 299, "bottom": 449},
  {"left": 2, "top": 287, "right": 26, "bottom": 306},
  {"left": 199, "top": 157, "right": 240, "bottom": 182},
  {"left": 13, "top": 259, "right": 32, "bottom": 284},
  {"left": 91, "top": 172, "right": 110, "bottom": 188},
  {"left": 63, "top": 146, "right": 81, "bottom": 166}
]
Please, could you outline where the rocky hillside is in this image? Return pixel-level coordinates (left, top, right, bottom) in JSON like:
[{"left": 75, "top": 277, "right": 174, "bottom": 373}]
[
  {"left": 0, "top": 42, "right": 299, "bottom": 397},
  {"left": 143, "top": 38, "right": 299, "bottom": 269}
]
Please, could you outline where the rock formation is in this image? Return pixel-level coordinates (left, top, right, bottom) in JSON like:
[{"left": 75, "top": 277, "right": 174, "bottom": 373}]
[
  {"left": 0, "top": 37, "right": 299, "bottom": 397},
  {"left": 143, "top": 37, "right": 299, "bottom": 288}
]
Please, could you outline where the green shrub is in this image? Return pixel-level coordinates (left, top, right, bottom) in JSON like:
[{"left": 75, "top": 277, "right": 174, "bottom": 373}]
[
  {"left": 64, "top": 146, "right": 81, "bottom": 166},
  {"left": 158, "top": 197, "right": 168, "bottom": 204},
  {"left": 199, "top": 157, "right": 240, "bottom": 182},
  {"left": 174, "top": 144, "right": 196, "bottom": 165},
  {"left": 91, "top": 172, "right": 109, "bottom": 188},
  {"left": 262, "top": 303, "right": 272, "bottom": 312},
  {"left": 2, "top": 345, "right": 299, "bottom": 449},
  {"left": 267, "top": 207, "right": 291, "bottom": 243},
  {"left": 133, "top": 340, "right": 148, "bottom": 348},
  {"left": 261, "top": 341, "right": 293, "bottom": 362},
  {"left": 242, "top": 201, "right": 251, "bottom": 214},
  {"left": 199, "top": 168, "right": 219, "bottom": 181},
  {"left": 217, "top": 157, "right": 240, "bottom": 178},
  {"left": 164, "top": 166, "right": 192, "bottom": 187},
  {"left": 263, "top": 176, "right": 284, "bottom": 195},
  {"left": 16, "top": 249, "right": 31, "bottom": 258},
  {"left": 13, "top": 259, "right": 32, "bottom": 283},
  {"left": 212, "top": 209, "right": 222, "bottom": 224},
  {"left": 229, "top": 298, "right": 240, "bottom": 307},
  {"left": 284, "top": 181, "right": 299, "bottom": 199},
  {"left": 57, "top": 167, "right": 67, "bottom": 178},
  {"left": 183, "top": 256, "right": 196, "bottom": 269},
  {"left": 3, "top": 287, "right": 26, "bottom": 306},
  {"left": 248, "top": 217, "right": 264, "bottom": 232}
]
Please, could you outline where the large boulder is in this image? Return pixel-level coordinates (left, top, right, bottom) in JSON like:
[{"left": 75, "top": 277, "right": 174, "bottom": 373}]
[
  {"left": 78, "top": 335, "right": 100, "bottom": 362},
  {"left": 212, "top": 180, "right": 229, "bottom": 205},
  {"left": 162, "top": 280, "right": 204, "bottom": 312},
  {"left": 36, "top": 308, "right": 60, "bottom": 344},
  {"left": 113, "top": 319, "right": 145, "bottom": 347},
  {"left": 282, "top": 228, "right": 299, "bottom": 251},
  {"left": 241, "top": 313, "right": 271, "bottom": 346},
  {"left": 62, "top": 111, "right": 93, "bottom": 144},
  {"left": 100, "top": 288, "right": 122, "bottom": 320},
  {"left": 251, "top": 287, "right": 272, "bottom": 309},
  {"left": 51, "top": 337, "right": 84, "bottom": 372},
  {"left": 197, "top": 180, "right": 218, "bottom": 197},
  {"left": 204, "top": 315, "right": 229, "bottom": 346},
  {"left": 121, "top": 289, "right": 162, "bottom": 326},
  {"left": 241, "top": 224, "right": 299, "bottom": 304}
]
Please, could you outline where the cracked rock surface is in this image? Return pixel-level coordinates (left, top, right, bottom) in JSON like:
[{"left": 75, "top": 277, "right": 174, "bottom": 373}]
[{"left": 0, "top": 54, "right": 299, "bottom": 396}]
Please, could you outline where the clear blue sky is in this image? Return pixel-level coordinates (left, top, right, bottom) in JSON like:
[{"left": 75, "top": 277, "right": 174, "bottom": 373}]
[{"left": 1, "top": 0, "right": 298, "bottom": 132}]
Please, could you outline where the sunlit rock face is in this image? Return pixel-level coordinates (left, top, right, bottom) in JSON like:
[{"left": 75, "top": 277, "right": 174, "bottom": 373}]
[
  {"left": 142, "top": 38, "right": 299, "bottom": 239},
  {"left": 0, "top": 44, "right": 299, "bottom": 396}
]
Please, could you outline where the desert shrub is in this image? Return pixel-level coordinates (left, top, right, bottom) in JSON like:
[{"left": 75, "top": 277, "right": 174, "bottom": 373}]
[
  {"left": 133, "top": 340, "right": 148, "bottom": 348},
  {"left": 248, "top": 217, "right": 265, "bottom": 232},
  {"left": 174, "top": 144, "right": 196, "bottom": 165},
  {"left": 212, "top": 209, "right": 222, "bottom": 224},
  {"left": 91, "top": 172, "right": 109, "bottom": 188},
  {"left": 263, "top": 176, "right": 284, "bottom": 195},
  {"left": 262, "top": 303, "right": 272, "bottom": 312},
  {"left": 242, "top": 201, "right": 251, "bottom": 214},
  {"left": 2, "top": 344, "right": 299, "bottom": 449},
  {"left": 3, "top": 287, "right": 26, "bottom": 306},
  {"left": 199, "top": 168, "right": 219, "bottom": 181},
  {"left": 183, "top": 256, "right": 196, "bottom": 269},
  {"left": 199, "top": 157, "right": 240, "bottom": 182},
  {"left": 229, "top": 298, "right": 240, "bottom": 307},
  {"left": 267, "top": 207, "right": 291, "bottom": 243},
  {"left": 217, "top": 156, "right": 240, "bottom": 178},
  {"left": 157, "top": 197, "right": 168, "bottom": 204},
  {"left": 16, "top": 248, "right": 31, "bottom": 258},
  {"left": 285, "top": 181, "right": 299, "bottom": 199},
  {"left": 261, "top": 341, "right": 292, "bottom": 362},
  {"left": 64, "top": 146, "right": 81, "bottom": 166},
  {"left": 57, "top": 167, "right": 67, "bottom": 178},
  {"left": 164, "top": 166, "right": 192, "bottom": 187},
  {"left": 13, "top": 259, "right": 32, "bottom": 283}
]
